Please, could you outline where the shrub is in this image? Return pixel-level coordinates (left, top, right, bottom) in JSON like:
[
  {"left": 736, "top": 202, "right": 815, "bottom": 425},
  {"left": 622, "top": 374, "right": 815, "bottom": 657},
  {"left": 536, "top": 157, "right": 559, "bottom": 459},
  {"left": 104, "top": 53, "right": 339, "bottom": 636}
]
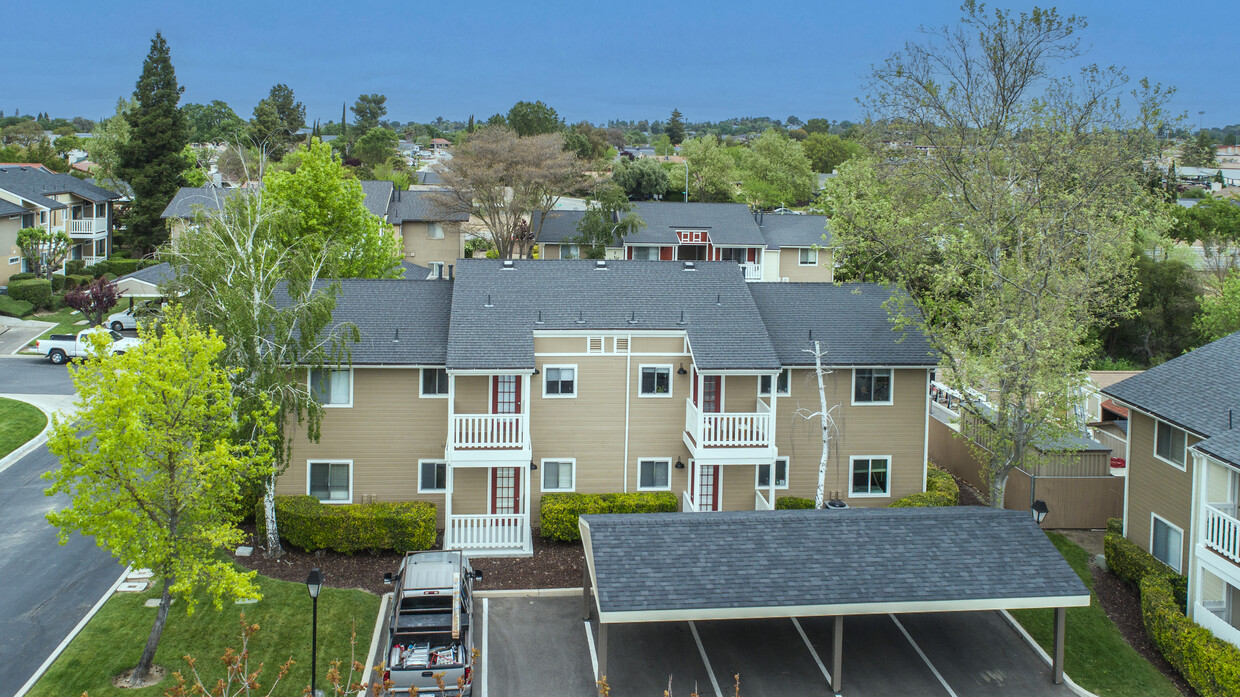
[
  {"left": 7, "top": 278, "right": 53, "bottom": 309},
  {"left": 65, "top": 259, "right": 86, "bottom": 275},
  {"left": 539, "top": 492, "right": 678, "bottom": 541},
  {"left": 50, "top": 273, "right": 67, "bottom": 293},
  {"left": 1107, "top": 517, "right": 1124, "bottom": 536},
  {"left": 65, "top": 274, "right": 94, "bottom": 290},
  {"left": 1105, "top": 531, "right": 1188, "bottom": 610},
  {"left": 105, "top": 258, "right": 141, "bottom": 276},
  {"left": 7, "top": 272, "right": 35, "bottom": 283},
  {"left": 774, "top": 496, "right": 815, "bottom": 509},
  {"left": 889, "top": 464, "right": 960, "bottom": 507},
  {"left": 1141, "top": 574, "right": 1240, "bottom": 697},
  {"left": 257, "top": 495, "right": 437, "bottom": 553},
  {"left": 0, "top": 295, "right": 34, "bottom": 318}
]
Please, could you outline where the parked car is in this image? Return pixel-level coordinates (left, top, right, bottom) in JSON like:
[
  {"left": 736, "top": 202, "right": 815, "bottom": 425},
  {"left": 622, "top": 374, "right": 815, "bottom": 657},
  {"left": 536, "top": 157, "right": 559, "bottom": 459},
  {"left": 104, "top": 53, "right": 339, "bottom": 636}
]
[
  {"left": 36, "top": 327, "right": 140, "bottom": 365},
  {"left": 107, "top": 300, "right": 163, "bottom": 332},
  {"left": 381, "top": 550, "right": 481, "bottom": 695}
]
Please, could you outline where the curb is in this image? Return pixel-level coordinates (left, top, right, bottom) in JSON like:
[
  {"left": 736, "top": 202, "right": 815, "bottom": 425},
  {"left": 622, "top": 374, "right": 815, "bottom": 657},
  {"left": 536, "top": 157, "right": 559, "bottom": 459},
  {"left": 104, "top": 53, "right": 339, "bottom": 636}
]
[
  {"left": 0, "top": 401, "right": 53, "bottom": 477},
  {"left": 14, "top": 564, "right": 132, "bottom": 697},
  {"left": 998, "top": 609, "right": 1098, "bottom": 697},
  {"left": 475, "top": 587, "right": 582, "bottom": 598},
  {"left": 357, "top": 592, "right": 390, "bottom": 696}
]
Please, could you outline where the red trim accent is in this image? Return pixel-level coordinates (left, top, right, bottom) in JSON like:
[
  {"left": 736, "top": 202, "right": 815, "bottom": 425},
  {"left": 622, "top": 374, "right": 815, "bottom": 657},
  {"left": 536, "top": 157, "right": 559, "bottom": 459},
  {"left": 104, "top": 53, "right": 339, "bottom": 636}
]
[
  {"left": 660, "top": 246, "right": 674, "bottom": 261},
  {"left": 626, "top": 246, "right": 633, "bottom": 260},
  {"left": 703, "top": 376, "right": 721, "bottom": 413},
  {"left": 490, "top": 467, "right": 521, "bottom": 514},
  {"left": 748, "top": 248, "right": 757, "bottom": 262}
]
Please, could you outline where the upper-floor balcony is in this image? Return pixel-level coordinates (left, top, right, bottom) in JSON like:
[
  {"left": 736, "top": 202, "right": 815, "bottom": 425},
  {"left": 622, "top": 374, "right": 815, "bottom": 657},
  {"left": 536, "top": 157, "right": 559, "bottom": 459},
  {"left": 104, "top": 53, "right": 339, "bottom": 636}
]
[
  {"left": 52, "top": 217, "right": 108, "bottom": 238},
  {"left": 683, "top": 397, "right": 776, "bottom": 465},
  {"left": 446, "top": 373, "right": 532, "bottom": 465},
  {"left": 739, "top": 262, "right": 762, "bottom": 281},
  {"left": 1205, "top": 502, "right": 1240, "bottom": 566}
]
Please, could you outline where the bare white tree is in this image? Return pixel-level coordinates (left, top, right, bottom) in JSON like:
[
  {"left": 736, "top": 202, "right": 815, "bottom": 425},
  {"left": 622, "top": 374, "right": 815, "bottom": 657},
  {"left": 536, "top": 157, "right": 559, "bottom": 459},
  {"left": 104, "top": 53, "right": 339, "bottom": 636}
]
[{"left": 793, "top": 341, "right": 841, "bottom": 509}]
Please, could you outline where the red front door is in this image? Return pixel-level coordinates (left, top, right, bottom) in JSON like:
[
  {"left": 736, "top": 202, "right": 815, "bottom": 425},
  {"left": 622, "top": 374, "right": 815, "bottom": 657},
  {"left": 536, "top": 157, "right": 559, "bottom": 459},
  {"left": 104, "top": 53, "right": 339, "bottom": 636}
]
[
  {"left": 492, "top": 375, "right": 521, "bottom": 414},
  {"left": 702, "top": 376, "right": 721, "bottom": 414},
  {"left": 491, "top": 467, "right": 520, "bottom": 514}
]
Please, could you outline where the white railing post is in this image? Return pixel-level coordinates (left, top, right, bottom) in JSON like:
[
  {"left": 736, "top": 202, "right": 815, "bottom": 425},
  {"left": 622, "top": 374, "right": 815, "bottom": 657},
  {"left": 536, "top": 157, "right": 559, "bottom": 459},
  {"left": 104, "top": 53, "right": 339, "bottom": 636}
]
[{"left": 1205, "top": 505, "right": 1240, "bottom": 564}]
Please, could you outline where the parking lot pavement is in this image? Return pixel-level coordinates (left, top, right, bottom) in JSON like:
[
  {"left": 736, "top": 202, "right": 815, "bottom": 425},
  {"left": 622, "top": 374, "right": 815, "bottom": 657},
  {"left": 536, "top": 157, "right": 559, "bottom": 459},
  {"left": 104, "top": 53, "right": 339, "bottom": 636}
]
[{"left": 483, "top": 595, "right": 1082, "bottom": 697}]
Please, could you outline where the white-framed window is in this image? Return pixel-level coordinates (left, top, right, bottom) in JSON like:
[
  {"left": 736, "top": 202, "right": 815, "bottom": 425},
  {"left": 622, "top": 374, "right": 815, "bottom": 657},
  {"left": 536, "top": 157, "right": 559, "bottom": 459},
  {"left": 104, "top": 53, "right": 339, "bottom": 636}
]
[
  {"left": 95, "top": 203, "right": 106, "bottom": 217},
  {"left": 640, "top": 365, "right": 672, "bottom": 397},
  {"left": 850, "top": 456, "right": 890, "bottom": 497},
  {"left": 309, "top": 368, "right": 352, "bottom": 407},
  {"left": 1150, "top": 514, "right": 1183, "bottom": 573},
  {"left": 756, "top": 457, "right": 789, "bottom": 489},
  {"left": 638, "top": 459, "right": 671, "bottom": 490},
  {"left": 760, "top": 369, "right": 791, "bottom": 396},
  {"left": 719, "top": 247, "right": 745, "bottom": 262},
  {"left": 541, "top": 459, "right": 575, "bottom": 492},
  {"left": 428, "top": 222, "right": 445, "bottom": 239},
  {"left": 7, "top": 257, "right": 17, "bottom": 266},
  {"left": 853, "top": 368, "right": 892, "bottom": 405},
  {"left": 308, "top": 460, "right": 352, "bottom": 503},
  {"left": 631, "top": 246, "right": 659, "bottom": 261},
  {"left": 418, "top": 460, "right": 447, "bottom": 493},
  {"left": 562, "top": 244, "right": 582, "bottom": 260},
  {"left": 421, "top": 368, "right": 449, "bottom": 397},
  {"left": 94, "top": 238, "right": 107, "bottom": 257},
  {"left": 543, "top": 365, "right": 577, "bottom": 397},
  {"left": 799, "top": 248, "right": 818, "bottom": 265},
  {"left": 1154, "top": 420, "right": 1188, "bottom": 470}
]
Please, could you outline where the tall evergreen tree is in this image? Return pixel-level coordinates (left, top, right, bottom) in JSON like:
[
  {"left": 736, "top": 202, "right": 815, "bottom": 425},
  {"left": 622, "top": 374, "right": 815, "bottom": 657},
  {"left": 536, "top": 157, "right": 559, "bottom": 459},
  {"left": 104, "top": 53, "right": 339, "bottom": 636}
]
[
  {"left": 666, "top": 108, "right": 686, "bottom": 145},
  {"left": 118, "top": 32, "right": 189, "bottom": 254}
]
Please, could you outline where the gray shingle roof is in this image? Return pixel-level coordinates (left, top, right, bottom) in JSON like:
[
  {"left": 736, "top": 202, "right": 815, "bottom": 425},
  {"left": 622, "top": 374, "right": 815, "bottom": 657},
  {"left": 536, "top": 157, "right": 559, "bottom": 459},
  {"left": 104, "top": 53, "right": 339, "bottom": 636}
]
[
  {"left": 627, "top": 202, "right": 766, "bottom": 246},
  {"left": 447, "top": 259, "right": 780, "bottom": 371},
  {"left": 0, "top": 165, "right": 119, "bottom": 210},
  {"left": 118, "top": 262, "right": 176, "bottom": 287},
  {"left": 386, "top": 188, "right": 470, "bottom": 224},
  {"left": 1103, "top": 331, "right": 1240, "bottom": 465},
  {"left": 0, "top": 198, "right": 25, "bottom": 218},
  {"left": 161, "top": 183, "right": 396, "bottom": 220},
  {"left": 531, "top": 210, "right": 587, "bottom": 243},
  {"left": 749, "top": 283, "right": 937, "bottom": 367},
  {"left": 359, "top": 180, "right": 394, "bottom": 217},
  {"left": 582, "top": 507, "right": 1089, "bottom": 618},
  {"left": 320, "top": 280, "right": 452, "bottom": 365},
  {"left": 758, "top": 213, "right": 832, "bottom": 250}
]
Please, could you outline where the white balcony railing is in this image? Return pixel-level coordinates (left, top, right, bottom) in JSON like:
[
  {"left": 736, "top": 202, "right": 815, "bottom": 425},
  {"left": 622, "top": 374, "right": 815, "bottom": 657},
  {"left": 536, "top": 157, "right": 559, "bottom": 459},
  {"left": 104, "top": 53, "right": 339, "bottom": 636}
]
[
  {"left": 1205, "top": 504, "right": 1240, "bottom": 564},
  {"left": 686, "top": 398, "right": 773, "bottom": 448},
  {"left": 68, "top": 218, "right": 107, "bottom": 236},
  {"left": 755, "top": 490, "right": 774, "bottom": 510},
  {"left": 682, "top": 490, "right": 699, "bottom": 513},
  {"left": 450, "top": 414, "right": 526, "bottom": 449},
  {"left": 739, "top": 262, "right": 762, "bottom": 281},
  {"left": 447, "top": 514, "right": 528, "bottom": 551}
]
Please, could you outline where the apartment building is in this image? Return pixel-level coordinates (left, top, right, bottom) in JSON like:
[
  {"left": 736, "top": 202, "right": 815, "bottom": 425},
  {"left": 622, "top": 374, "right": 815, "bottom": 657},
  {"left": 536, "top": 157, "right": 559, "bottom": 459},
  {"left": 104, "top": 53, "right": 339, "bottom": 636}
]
[
  {"left": 535, "top": 203, "right": 834, "bottom": 282},
  {"left": 280, "top": 260, "right": 936, "bottom": 555},
  {"left": 0, "top": 165, "right": 120, "bottom": 282},
  {"left": 1103, "top": 331, "right": 1240, "bottom": 648}
]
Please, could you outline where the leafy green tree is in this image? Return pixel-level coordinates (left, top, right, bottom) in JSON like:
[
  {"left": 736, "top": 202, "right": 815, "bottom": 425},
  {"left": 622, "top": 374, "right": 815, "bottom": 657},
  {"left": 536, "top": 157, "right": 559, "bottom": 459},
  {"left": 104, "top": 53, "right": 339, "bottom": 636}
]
[
  {"left": 1101, "top": 254, "right": 1202, "bottom": 365},
  {"left": 802, "top": 132, "right": 861, "bottom": 173},
  {"left": 680, "top": 135, "right": 737, "bottom": 202},
  {"left": 351, "top": 93, "right": 387, "bottom": 132},
  {"left": 564, "top": 121, "right": 608, "bottom": 161},
  {"left": 569, "top": 181, "right": 646, "bottom": 256},
  {"left": 652, "top": 134, "right": 673, "bottom": 156},
  {"left": 1170, "top": 195, "right": 1240, "bottom": 287},
  {"left": 824, "top": 2, "right": 1173, "bottom": 507},
  {"left": 353, "top": 126, "right": 400, "bottom": 167},
  {"left": 666, "top": 108, "right": 686, "bottom": 145},
  {"left": 183, "top": 100, "right": 245, "bottom": 144},
  {"left": 86, "top": 98, "right": 133, "bottom": 194},
  {"left": 803, "top": 118, "right": 831, "bottom": 134},
  {"left": 1197, "top": 270, "right": 1240, "bottom": 342},
  {"left": 181, "top": 144, "right": 208, "bottom": 186},
  {"left": 506, "top": 100, "right": 562, "bottom": 136},
  {"left": 1181, "top": 131, "right": 1217, "bottom": 168},
  {"left": 486, "top": 113, "right": 507, "bottom": 127},
  {"left": 249, "top": 84, "right": 305, "bottom": 157},
  {"left": 1, "top": 118, "right": 43, "bottom": 147},
  {"left": 118, "top": 32, "right": 189, "bottom": 253},
  {"left": 266, "top": 138, "right": 403, "bottom": 278},
  {"left": 52, "top": 133, "right": 83, "bottom": 157},
  {"left": 17, "top": 228, "right": 72, "bottom": 279},
  {"left": 740, "top": 129, "right": 815, "bottom": 208},
  {"left": 613, "top": 156, "right": 670, "bottom": 200},
  {"left": 44, "top": 309, "right": 272, "bottom": 686}
]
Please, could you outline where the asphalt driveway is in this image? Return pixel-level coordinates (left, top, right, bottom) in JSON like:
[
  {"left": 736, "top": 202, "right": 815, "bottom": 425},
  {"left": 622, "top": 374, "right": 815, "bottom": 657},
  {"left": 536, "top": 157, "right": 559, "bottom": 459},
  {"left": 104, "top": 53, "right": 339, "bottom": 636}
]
[
  {"left": 0, "top": 354, "right": 76, "bottom": 395},
  {"left": 480, "top": 595, "right": 1080, "bottom": 697}
]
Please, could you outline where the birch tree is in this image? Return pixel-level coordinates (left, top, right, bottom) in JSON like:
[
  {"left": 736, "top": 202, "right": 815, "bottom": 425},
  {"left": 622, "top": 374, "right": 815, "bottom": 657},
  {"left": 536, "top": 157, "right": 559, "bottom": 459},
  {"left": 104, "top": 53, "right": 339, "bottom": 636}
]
[
  {"left": 823, "top": 2, "right": 1175, "bottom": 507},
  {"left": 794, "top": 341, "right": 841, "bottom": 509}
]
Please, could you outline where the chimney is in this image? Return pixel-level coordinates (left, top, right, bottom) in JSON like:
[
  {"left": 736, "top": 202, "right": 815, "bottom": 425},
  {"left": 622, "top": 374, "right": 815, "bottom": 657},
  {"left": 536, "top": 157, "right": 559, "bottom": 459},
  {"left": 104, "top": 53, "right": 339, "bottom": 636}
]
[{"left": 447, "top": 264, "right": 454, "bottom": 281}]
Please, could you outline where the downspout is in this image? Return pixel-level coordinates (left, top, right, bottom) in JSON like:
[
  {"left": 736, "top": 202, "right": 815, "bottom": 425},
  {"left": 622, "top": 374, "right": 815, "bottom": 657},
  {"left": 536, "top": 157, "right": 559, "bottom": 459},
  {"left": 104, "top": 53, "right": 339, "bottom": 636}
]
[
  {"left": 923, "top": 369, "right": 931, "bottom": 493},
  {"left": 622, "top": 338, "right": 632, "bottom": 493}
]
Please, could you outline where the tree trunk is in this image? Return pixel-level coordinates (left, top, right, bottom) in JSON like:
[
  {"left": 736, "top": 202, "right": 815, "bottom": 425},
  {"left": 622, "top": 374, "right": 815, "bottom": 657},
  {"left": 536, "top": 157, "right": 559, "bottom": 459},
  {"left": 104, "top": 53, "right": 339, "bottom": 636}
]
[
  {"left": 812, "top": 341, "right": 830, "bottom": 509},
  {"left": 130, "top": 575, "right": 173, "bottom": 686},
  {"left": 988, "top": 468, "right": 1008, "bottom": 509},
  {"left": 263, "top": 473, "right": 282, "bottom": 558}
]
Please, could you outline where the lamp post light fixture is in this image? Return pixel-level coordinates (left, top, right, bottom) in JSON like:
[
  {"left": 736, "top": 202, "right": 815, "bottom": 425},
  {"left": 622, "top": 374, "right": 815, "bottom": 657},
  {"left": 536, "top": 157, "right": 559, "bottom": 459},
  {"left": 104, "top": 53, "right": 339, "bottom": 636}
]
[
  {"left": 1031, "top": 500, "right": 1049, "bottom": 527},
  {"left": 306, "top": 567, "right": 323, "bottom": 697}
]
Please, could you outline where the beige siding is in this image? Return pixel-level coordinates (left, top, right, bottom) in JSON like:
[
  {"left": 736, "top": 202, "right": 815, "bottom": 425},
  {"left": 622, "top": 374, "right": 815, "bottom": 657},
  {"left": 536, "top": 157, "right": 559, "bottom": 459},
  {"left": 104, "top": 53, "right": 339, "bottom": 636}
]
[
  {"left": 632, "top": 336, "right": 686, "bottom": 354},
  {"left": 777, "top": 249, "right": 835, "bottom": 282},
  {"left": 774, "top": 367, "right": 928, "bottom": 506},
  {"left": 400, "top": 221, "right": 466, "bottom": 266},
  {"left": 541, "top": 244, "right": 561, "bottom": 260},
  {"left": 1126, "top": 410, "right": 1196, "bottom": 573},
  {"left": 278, "top": 368, "right": 451, "bottom": 520},
  {"left": 533, "top": 336, "right": 584, "bottom": 354},
  {"left": 721, "top": 465, "right": 756, "bottom": 511},
  {"left": 0, "top": 217, "right": 21, "bottom": 285},
  {"left": 454, "top": 375, "right": 491, "bottom": 414},
  {"left": 451, "top": 468, "right": 489, "bottom": 516},
  {"left": 723, "top": 375, "right": 759, "bottom": 412}
]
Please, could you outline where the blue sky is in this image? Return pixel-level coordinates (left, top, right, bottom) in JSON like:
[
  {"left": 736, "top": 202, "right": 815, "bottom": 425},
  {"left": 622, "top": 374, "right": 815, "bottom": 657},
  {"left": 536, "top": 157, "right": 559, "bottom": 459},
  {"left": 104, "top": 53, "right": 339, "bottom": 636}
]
[{"left": 3, "top": 1, "right": 1235, "bottom": 127}]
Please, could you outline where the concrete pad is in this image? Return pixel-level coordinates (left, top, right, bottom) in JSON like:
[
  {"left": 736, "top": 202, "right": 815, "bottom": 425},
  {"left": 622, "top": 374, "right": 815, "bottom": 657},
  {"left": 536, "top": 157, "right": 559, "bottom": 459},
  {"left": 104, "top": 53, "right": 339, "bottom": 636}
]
[
  {"left": 798, "top": 614, "right": 948, "bottom": 697},
  {"left": 588, "top": 619, "right": 716, "bottom": 697},
  {"left": 143, "top": 597, "right": 173, "bottom": 607},
  {"left": 483, "top": 596, "right": 595, "bottom": 697},
  {"left": 235, "top": 546, "right": 253, "bottom": 557},
  {"left": 235, "top": 598, "right": 259, "bottom": 605},
  {"left": 128, "top": 568, "right": 154, "bottom": 579},
  {"left": 116, "top": 582, "right": 147, "bottom": 593}
]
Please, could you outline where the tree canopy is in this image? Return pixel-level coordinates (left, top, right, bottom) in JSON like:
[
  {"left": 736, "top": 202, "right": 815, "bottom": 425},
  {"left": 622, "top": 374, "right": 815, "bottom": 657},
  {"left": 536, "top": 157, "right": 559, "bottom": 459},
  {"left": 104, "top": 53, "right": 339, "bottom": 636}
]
[
  {"left": 353, "top": 126, "right": 400, "bottom": 167},
  {"left": 739, "top": 129, "right": 815, "bottom": 208},
  {"left": 249, "top": 83, "right": 305, "bottom": 158},
  {"left": 183, "top": 100, "right": 245, "bottom": 145},
  {"left": 666, "top": 108, "right": 686, "bottom": 145},
  {"left": 506, "top": 100, "right": 563, "bottom": 137},
  {"left": 802, "top": 132, "right": 861, "bottom": 174},
  {"left": 570, "top": 181, "right": 646, "bottom": 257},
  {"left": 613, "top": 156, "right": 670, "bottom": 200},
  {"left": 351, "top": 93, "right": 388, "bottom": 133},
  {"left": 680, "top": 135, "right": 737, "bottom": 202}
]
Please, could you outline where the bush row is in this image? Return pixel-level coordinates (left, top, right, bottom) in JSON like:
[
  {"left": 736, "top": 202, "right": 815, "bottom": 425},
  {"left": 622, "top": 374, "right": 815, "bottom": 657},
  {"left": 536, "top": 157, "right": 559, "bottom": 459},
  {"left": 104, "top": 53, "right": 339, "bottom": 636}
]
[
  {"left": 258, "top": 495, "right": 437, "bottom": 553},
  {"left": 888, "top": 463, "right": 961, "bottom": 508},
  {"left": 0, "top": 295, "right": 34, "bottom": 318},
  {"left": 7, "top": 279, "right": 53, "bottom": 310},
  {"left": 774, "top": 496, "right": 815, "bottom": 509},
  {"left": 539, "top": 492, "right": 678, "bottom": 541},
  {"left": 1141, "top": 574, "right": 1240, "bottom": 697},
  {"left": 1105, "top": 531, "right": 1188, "bottom": 611},
  {"left": 1107, "top": 517, "right": 1124, "bottom": 536}
]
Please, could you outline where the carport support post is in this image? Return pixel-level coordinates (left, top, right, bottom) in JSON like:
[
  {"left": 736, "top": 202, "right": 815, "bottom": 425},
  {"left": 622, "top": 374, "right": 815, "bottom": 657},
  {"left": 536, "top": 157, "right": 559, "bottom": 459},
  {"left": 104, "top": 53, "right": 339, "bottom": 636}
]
[
  {"left": 1053, "top": 607, "right": 1066, "bottom": 685},
  {"left": 582, "top": 565, "right": 591, "bottom": 620},
  {"left": 832, "top": 615, "right": 843, "bottom": 693}
]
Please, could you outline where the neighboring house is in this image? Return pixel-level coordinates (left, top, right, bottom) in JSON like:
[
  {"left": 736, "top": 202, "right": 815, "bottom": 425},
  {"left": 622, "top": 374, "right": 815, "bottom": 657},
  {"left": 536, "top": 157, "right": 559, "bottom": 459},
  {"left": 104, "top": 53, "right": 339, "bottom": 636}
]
[
  {"left": 536, "top": 203, "right": 833, "bottom": 282},
  {"left": 0, "top": 165, "right": 120, "bottom": 272},
  {"left": 114, "top": 262, "right": 175, "bottom": 299},
  {"left": 430, "top": 138, "right": 452, "bottom": 151},
  {"left": 279, "top": 260, "right": 936, "bottom": 555},
  {"left": 1103, "top": 331, "right": 1240, "bottom": 648}
]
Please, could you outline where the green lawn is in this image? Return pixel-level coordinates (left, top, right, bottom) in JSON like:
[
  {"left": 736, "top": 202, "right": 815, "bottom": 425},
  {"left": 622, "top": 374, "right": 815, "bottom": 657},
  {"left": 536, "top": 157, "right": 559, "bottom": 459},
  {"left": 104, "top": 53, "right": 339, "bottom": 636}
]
[
  {"left": 27, "top": 572, "right": 381, "bottom": 697},
  {"left": 1009, "top": 532, "right": 1180, "bottom": 697},
  {"left": 0, "top": 397, "right": 47, "bottom": 458},
  {"left": 27, "top": 307, "right": 88, "bottom": 345}
]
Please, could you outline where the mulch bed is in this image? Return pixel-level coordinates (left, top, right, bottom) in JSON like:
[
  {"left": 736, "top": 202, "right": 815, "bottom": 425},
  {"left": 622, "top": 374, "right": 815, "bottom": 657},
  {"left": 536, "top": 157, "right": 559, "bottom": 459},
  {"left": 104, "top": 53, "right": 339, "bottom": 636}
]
[{"left": 232, "top": 522, "right": 584, "bottom": 595}]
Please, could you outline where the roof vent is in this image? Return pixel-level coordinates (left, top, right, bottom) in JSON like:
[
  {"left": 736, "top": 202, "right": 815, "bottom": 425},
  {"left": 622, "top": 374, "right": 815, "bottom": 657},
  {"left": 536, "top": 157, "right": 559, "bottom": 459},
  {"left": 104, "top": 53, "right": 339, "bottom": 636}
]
[
  {"left": 534, "top": 310, "right": 544, "bottom": 325},
  {"left": 393, "top": 328, "right": 400, "bottom": 343},
  {"left": 683, "top": 261, "right": 696, "bottom": 271},
  {"left": 677, "top": 310, "right": 687, "bottom": 325},
  {"left": 595, "top": 260, "right": 607, "bottom": 270},
  {"left": 628, "top": 310, "right": 638, "bottom": 325},
  {"left": 716, "top": 293, "right": 722, "bottom": 307},
  {"left": 575, "top": 310, "right": 585, "bottom": 325},
  {"left": 502, "top": 259, "right": 515, "bottom": 270},
  {"left": 484, "top": 294, "right": 494, "bottom": 308}
]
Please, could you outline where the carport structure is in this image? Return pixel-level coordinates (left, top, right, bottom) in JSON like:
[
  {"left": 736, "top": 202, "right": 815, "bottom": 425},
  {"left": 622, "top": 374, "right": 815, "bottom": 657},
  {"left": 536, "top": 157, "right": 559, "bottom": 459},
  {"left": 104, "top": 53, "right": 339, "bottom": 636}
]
[{"left": 579, "top": 507, "right": 1090, "bottom": 694}]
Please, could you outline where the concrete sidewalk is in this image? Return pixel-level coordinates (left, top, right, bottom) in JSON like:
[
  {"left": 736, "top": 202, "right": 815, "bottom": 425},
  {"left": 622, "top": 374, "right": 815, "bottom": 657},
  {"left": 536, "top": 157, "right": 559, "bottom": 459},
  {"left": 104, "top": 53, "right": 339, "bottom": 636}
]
[{"left": 0, "top": 316, "right": 53, "bottom": 356}]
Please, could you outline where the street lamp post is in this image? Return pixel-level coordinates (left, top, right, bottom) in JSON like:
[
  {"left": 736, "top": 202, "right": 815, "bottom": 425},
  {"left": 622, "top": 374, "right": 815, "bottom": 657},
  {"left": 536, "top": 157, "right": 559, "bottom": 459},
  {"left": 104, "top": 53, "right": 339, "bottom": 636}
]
[
  {"left": 684, "top": 160, "right": 689, "bottom": 203},
  {"left": 306, "top": 567, "right": 323, "bottom": 697}
]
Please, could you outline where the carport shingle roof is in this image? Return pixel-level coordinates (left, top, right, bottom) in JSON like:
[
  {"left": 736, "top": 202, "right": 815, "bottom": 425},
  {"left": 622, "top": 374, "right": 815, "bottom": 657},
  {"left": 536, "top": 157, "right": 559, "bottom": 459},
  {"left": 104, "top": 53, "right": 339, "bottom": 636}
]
[{"left": 582, "top": 507, "right": 1089, "bottom": 618}]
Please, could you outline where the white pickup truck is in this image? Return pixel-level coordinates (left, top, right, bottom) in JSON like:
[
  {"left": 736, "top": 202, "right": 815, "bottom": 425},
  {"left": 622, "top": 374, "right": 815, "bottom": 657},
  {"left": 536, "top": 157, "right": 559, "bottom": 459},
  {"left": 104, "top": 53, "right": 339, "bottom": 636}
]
[{"left": 36, "top": 327, "right": 141, "bottom": 365}]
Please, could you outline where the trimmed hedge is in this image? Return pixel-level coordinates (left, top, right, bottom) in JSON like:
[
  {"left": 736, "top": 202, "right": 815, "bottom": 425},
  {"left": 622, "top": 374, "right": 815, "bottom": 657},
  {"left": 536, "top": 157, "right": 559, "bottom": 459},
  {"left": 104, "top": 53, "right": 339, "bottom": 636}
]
[
  {"left": 1105, "top": 531, "right": 1188, "bottom": 610},
  {"left": 7, "top": 279, "right": 53, "bottom": 309},
  {"left": 889, "top": 464, "right": 960, "bottom": 508},
  {"left": 64, "top": 259, "right": 86, "bottom": 276},
  {"left": 65, "top": 274, "right": 94, "bottom": 290},
  {"left": 539, "top": 492, "right": 678, "bottom": 541},
  {"left": 7, "top": 272, "right": 35, "bottom": 283},
  {"left": 1141, "top": 574, "right": 1240, "bottom": 697},
  {"left": 1107, "top": 517, "right": 1124, "bottom": 536},
  {"left": 257, "top": 495, "right": 437, "bottom": 553},
  {"left": 0, "top": 295, "right": 34, "bottom": 318},
  {"left": 50, "top": 273, "right": 66, "bottom": 292},
  {"left": 774, "top": 496, "right": 815, "bottom": 509}
]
